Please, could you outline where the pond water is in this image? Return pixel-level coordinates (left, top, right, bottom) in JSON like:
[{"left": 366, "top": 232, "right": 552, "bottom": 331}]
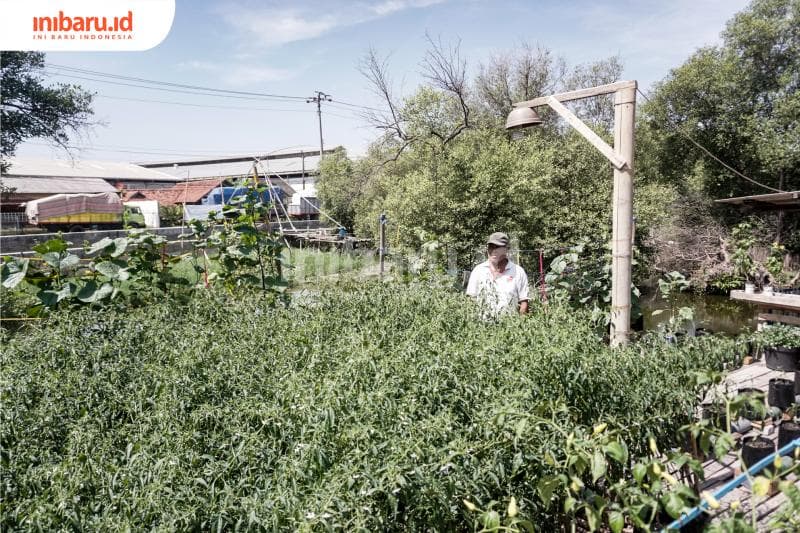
[{"left": 640, "top": 291, "right": 757, "bottom": 336}]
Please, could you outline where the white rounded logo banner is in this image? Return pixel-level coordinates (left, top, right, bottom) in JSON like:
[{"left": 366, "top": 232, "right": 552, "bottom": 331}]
[{"left": 0, "top": 0, "right": 175, "bottom": 51}]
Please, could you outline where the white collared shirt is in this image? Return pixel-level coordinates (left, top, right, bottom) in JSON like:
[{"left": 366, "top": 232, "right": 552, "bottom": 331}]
[{"left": 466, "top": 259, "right": 530, "bottom": 316}]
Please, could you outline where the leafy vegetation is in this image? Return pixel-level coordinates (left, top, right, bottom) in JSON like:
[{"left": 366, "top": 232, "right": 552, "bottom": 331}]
[
  {"left": 754, "top": 323, "right": 800, "bottom": 349},
  {"left": 638, "top": 0, "right": 800, "bottom": 200},
  {"left": 1, "top": 283, "right": 748, "bottom": 531},
  {"left": 186, "top": 184, "right": 287, "bottom": 297},
  {"left": 1, "top": 51, "right": 94, "bottom": 170},
  {"left": 0, "top": 232, "right": 190, "bottom": 315},
  {"left": 0, "top": 186, "right": 291, "bottom": 316},
  {"left": 318, "top": 0, "right": 799, "bottom": 281}
]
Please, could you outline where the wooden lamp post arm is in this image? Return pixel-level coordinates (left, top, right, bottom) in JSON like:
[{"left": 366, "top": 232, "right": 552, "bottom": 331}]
[{"left": 544, "top": 97, "right": 628, "bottom": 170}]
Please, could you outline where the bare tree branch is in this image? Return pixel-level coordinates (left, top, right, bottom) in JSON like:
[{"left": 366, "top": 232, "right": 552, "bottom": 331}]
[
  {"left": 358, "top": 47, "right": 408, "bottom": 142},
  {"left": 474, "top": 42, "right": 566, "bottom": 123},
  {"left": 421, "top": 33, "right": 470, "bottom": 145}
]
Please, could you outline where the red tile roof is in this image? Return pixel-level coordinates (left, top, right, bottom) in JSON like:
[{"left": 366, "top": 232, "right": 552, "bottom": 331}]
[{"left": 119, "top": 179, "right": 224, "bottom": 205}]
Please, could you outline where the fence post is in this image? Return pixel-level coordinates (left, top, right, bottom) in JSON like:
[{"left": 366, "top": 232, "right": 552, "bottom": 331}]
[{"left": 379, "top": 213, "right": 387, "bottom": 277}]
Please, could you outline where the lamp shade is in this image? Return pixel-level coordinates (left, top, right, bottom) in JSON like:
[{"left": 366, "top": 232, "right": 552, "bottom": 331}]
[{"left": 505, "top": 107, "right": 542, "bottom": 129}]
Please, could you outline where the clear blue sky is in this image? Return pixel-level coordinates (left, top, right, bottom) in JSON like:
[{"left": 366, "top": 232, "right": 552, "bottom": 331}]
[{"left": 15, "top": 0, "right": 751, "bottom": 162}]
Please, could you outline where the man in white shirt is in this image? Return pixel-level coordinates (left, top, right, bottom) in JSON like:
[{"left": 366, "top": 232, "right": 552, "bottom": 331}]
[{"left": 466, "top": 232, "right": 530, "bottom": 317}]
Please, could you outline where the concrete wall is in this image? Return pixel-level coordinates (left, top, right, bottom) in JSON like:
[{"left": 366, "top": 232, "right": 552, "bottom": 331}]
[{"left": 0, "top": 220, "right": 328, "bottom": 256}]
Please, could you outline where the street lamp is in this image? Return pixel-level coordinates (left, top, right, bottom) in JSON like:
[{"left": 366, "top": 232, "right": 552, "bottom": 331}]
[{"left": 506, "top": 80, "right": 637, "bottom": 346}]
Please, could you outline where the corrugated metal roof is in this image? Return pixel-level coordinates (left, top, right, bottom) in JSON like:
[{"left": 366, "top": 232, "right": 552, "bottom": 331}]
[
  {"left": 4, "top": 158, "right": 181, "bottom": 182},
  {"left": 152, "top": 155, "right": 321, "bottom": 181},
  {"left": 121, "top": 179, "right": 224, "bottom": 205},
  {"left": 715, "top": 191, "right": 800, "bottom": 210},
  {"left": 0, "top": 176, "right": 118, "bottom": 194}
]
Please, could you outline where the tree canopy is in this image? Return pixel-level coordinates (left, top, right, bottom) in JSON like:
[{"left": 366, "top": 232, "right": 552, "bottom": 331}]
[
  {"left": 639, "top": 0, "right": 799, "bottom": 198},
  {"left": 318, "top": 0, "right": 799, "bottom": 272},
  {"left": 318, "top": 44, "right": 670, "bottom": 266},
  {"left": 1, "top": 52, "right": 95, "bottom": 168}
]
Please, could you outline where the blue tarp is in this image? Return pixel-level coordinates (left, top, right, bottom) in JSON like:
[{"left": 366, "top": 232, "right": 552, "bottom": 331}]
[{"left": 201, "top": 186, "right": 284, "bottom": 206}]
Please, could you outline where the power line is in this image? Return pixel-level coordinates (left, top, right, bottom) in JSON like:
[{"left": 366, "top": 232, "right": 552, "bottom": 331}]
[
  {"left": 636, "top": 88, "right": 784, "bottom": 194},
  {"left": 330, "top": 99, "right": 384, "bottom": 112},
  {"left": 43, "top": 71, "right": 368, "bottom": 122},
  {"left": 46, "top": 63, "right": 307, "bottom": 101},
  {"left": 44, "top": 70, "right": 302, "bottom": 102},
  {"left": 28, "top": 140, "right": 286, "bottom": 155},
  {"left": 94, "top": 94, "right": 315, "bottom": 113},
  {"left": 23, "top": 142, "right": 259, "bottom": 158}
]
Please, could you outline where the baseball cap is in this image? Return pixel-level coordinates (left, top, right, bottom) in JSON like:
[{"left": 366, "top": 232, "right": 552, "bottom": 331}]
[{"left": 487, "top": 232, "right": 509, "bottom": 247}]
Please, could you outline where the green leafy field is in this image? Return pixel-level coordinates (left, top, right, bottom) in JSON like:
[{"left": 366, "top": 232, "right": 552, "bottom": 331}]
[{"left": 1, "top": 283, "right": 741, "bottom": 530}]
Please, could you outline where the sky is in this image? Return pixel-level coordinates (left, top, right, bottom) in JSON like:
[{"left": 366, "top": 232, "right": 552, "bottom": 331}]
[{"left": 13, "top": 0, "right": 752, "bottom": 163}]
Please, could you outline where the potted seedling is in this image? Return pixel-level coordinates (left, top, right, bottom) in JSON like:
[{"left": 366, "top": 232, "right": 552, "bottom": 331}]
[
  {"left": 768, "top": 378, "right": 795, "bottom": 411},
  {"left": 756, "top": 324, "right": 800, "bottom": 371},
  {"left": 764, "top": 242, "right": 787, "bottom": 295},
  {"left": 778, "top": 417, "right": 800, "bottom": 449},
  {"left": 736, "top": 388, "right": 767, "bottom": 421},
  {"left": 749, "top": 266, "right": 769, "bottom": 294},
  {"left": 731, "top": 223, "right": 757, "bottom": 293},
  {"left": 741, "top": 435, "right": 775, "bottom": 470}
]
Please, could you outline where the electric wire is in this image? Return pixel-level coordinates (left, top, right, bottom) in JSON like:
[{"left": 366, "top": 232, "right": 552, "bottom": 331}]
[
  {"left": 44, "top": 70, "right": 304, "bottom": 103},
  {"left": 330, "top": 99, "right": 384, "bottom": 112},
  {"left": 24, "top": 141, "right": 274, "bottom": 158},
  {"left": 45, "top": 65, "right": 378, "bottom": 118},
  {"left": 93, "top": 94, "right": 361, "bottom": 120},
  {"left": 636, "top": 88, "right": 783, "bottom": 193},
  {"left": 94, "top": 94, "right": 317, "bottom": 113},
  {"left": 46, "top": 63, "right": 307, "bottom": 101}
]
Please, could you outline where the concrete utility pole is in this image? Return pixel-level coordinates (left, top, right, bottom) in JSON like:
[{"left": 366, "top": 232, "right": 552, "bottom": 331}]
[
  {"left": 506, "top": 80, "right": 637, "bottom": 347},
  {"left": 306, "top": 91, "right": 332, "bottom": 159}
]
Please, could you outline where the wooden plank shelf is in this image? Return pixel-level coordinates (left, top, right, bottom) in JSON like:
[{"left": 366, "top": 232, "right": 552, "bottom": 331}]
[
  {"left": 730, "top": 290, "right": 800, "bottom": 311},
  {"left": 694, "top": 358, "right": 800, "bottom": 529}
]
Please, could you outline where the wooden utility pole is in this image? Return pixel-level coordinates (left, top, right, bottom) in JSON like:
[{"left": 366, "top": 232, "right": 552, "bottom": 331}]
[
  {"left": 610, "top": 86, "right": 636, "bottom": 347},
  {"left": 306, "top": 91, "right": 332, "bottom": 159},
  {"left": 508, "top": 80, "right": 637, "bottom": 346}
]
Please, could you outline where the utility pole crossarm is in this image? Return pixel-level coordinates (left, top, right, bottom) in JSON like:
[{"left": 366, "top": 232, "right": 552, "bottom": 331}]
[
  {"left": 545, "top": 97, "right": 628, "bottom": 170},
  {"left": 513, "top": 80, "right": 637, "bottom": 108}
]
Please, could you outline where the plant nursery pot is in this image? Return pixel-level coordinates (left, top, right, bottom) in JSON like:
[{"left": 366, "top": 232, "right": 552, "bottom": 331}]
[
  {"left": 741, "top": 436, "right": 775, "bottom": 470},
  {"left": 744, "top": 283, "right": 756, "bottom": 294},
  {"left": 796, "top": 371, "right": 800, "bottom": 396},
  {"left": 778, "top": 421, "right": 800, "bottom": 449},
  {"left": 762, "top": 285, "right": 774, "bottom": 296},
  {"left": 737, "top": 387, "right": 766, "bottom": 420},
  {"left": 768, "top": 378, "right": 795, "bottom": 411},
  {"left": 702, "top": 404, "right": 729, "bottom": 431},
  {"left": 764, "top": 346, "right": 800, "bottom": 372}
]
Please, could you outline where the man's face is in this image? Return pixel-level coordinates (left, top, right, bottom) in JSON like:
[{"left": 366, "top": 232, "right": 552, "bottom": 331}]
[{"left": 488, "top": 245, "right": 508, "bottom": 266}]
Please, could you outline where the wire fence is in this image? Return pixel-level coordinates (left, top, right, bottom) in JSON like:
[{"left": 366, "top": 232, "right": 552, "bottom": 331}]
[
  {"left": 282, "top": 240, "right": 616, "bottom": 299},
  {"left": 0, "top": 212, "right": 26, "bottom": 233}
]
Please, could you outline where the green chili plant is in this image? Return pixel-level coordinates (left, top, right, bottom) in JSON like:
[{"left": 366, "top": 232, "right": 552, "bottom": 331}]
[{"left": 0, "top": 284, "right": 755, "bottom": 531}]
